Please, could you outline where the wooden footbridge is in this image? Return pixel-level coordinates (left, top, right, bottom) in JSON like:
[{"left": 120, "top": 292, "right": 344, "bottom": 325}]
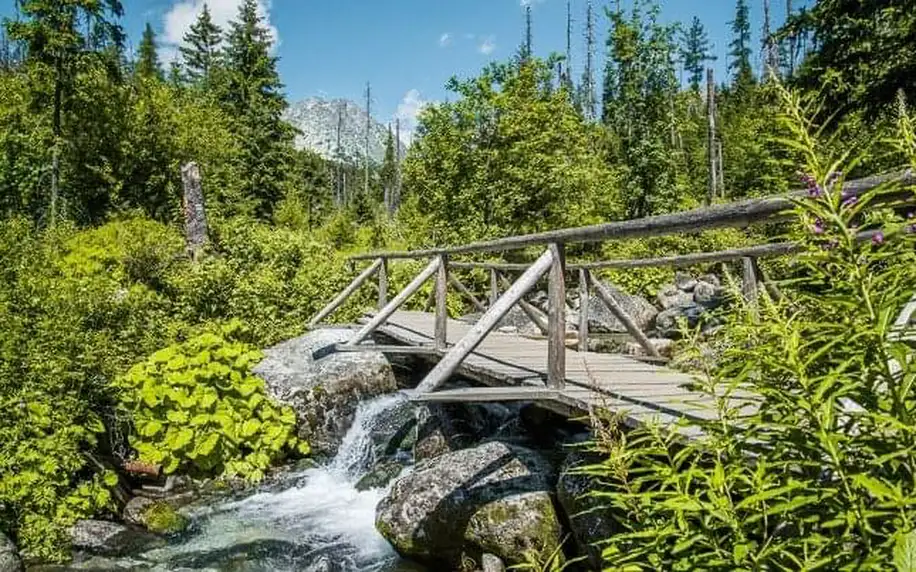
[{"left": 309, "top": 173, "right": 911, "bottom": 429}]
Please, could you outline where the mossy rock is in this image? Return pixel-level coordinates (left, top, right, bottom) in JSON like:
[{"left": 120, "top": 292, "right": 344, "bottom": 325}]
[{"left": 123, "top": 497, "right": 189, "bottom": 535}]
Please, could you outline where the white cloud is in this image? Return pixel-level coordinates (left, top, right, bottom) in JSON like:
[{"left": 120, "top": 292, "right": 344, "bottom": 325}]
[
  {"left": 439, "top": 32, "right": 453, "bottom": 47},
  {"left": 161, "top": 0, "right": 278, "bottom": 63},
  {"left": 394, "top": 89, "right": 428, "bottom": 145},
  {"left": 478, "top": 35, "right": 496, "bottom": 55}
]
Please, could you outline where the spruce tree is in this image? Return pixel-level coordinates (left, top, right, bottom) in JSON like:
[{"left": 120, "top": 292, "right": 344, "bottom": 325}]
[
  {"left": 180, "top": 3, "right": 223, "bottom": 84},
  {"left": 380, "top": 125, "right": 397, "bottom": 214},
  {"left": 680, "top": 17, "right": 713, "bottom": 92},
  {"left": 135, "top": 23, "right": 162, "bottom": 81},
  {"left": 728, "top": 0, "right": 754, "bottom": 88},
  {"left": 222, "top": 0, "right": 293, "bottom": 217}
]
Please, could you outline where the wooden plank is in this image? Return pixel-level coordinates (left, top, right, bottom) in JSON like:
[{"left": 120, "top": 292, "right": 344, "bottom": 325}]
[
  {"left": 415, "top": 248, "right": 555, "bottom": 393},
  {"left": 347, "top": 257, "right": 439, "bottom": 345},
  {"left": 547, "top": 243, "right": 566, "bottom": 389},
  {"left": 350, "top": 172, "right": 912, "bottom": 259},
  {"left": 309, "top": 258, "right": 382, "bottom": 327},
  {"left": 435, "top": 254, "right": 448, "bottom": 350},
  {"left": 409, "top": 387, "right": 561, "bottom": 403},
  {"left": 589, "top": 275, "right": 661, "bottom": 358},
  {"left": 333, "top": 344, "right": 441, "bottom": 355}
]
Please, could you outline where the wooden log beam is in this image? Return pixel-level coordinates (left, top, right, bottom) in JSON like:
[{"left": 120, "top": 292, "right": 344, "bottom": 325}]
[
  {"left": 410, "top": 386, "right": 562, "bottom": 403},
  {"left": 333, "top": 344, "right": 440, "bottom": 355},
  {"left": 308, "top": 258, "right": 383, "bottom": 328},
  {"left": 346, "top": 257, "right": 440, "bottom": 346},
  {"left": 435, "top": 254, "right": 449, "bottom": 350},
  {"left": 589, "top": 274, "right": 661, "bottom": 358},
  {"left": 449, "top": 274, "right": 488, "bottom": 313},
  {"left": 350, "top": 171, "right": 913, "bottom": 259},
  {"left": 578, "top": 268, "right": 590, "bottom": 352},
  {"left": 490, "top": 268, "right": 499, "bottom": 307},
  {"left": 742, "top": 256, "right": 759, "bottom": 304},
  {"left": 498, "top": 273, "right": 549, "bottom": 335},
  {"left": 547, "top": 243, "right": 566, "bottom": 389},
  {"left": 414, "top": 248, "right": 555, "bottom": 394},
  {"left": 378, "top": 258, "right": 388, "bottom": 309}
]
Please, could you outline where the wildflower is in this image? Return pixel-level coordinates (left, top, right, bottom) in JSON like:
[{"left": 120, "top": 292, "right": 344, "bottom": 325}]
[
  {"left": 813, "top": 218, "right": 826, "bottom": 234},
  {"left": 872, "top": 231, "right": 885, "bottom": 245},
  {"left": 801, "top": 173, "right": 823, "bottom": 198},
  {"left": 842, "top": 193, "right": 858, "bottom": 207}
]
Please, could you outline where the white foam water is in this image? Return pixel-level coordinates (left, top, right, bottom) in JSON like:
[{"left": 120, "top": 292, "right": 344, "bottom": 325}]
[{"left": 115, "top": 394, "right": 414, "bottom": 572}]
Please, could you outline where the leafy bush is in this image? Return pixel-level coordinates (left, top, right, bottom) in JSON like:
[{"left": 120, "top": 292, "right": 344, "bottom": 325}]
[
  {"left": 115, "top": 326, "right": 307, "bottom": 481},
  {"left": 582, "top": 88, "right": 916, "bottom": 570}
]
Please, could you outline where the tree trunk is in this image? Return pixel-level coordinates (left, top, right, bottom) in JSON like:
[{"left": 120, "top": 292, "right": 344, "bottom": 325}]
[{"left": 181, "top": 162, "right": 209, "bottom": 263}]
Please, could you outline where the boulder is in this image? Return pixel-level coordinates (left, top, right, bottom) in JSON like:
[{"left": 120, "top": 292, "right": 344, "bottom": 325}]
[
  {"left": 674, "top": 272, "right": 698, "bottom": 292},
  {"left": 481, "top": 553, "right": 507, "bottom": 572},
  {"left": 0, "top": 532, "right": 21, "bottom": 572},
  {"left": 656, "top": 285, "right": 694, "bottom": 310},
  {"left": 693, "top": 280, "right": 723, "bottom": 308},
  {"left": 69, "top": 520, "right": 165, "bottom": 556},
  {"left": 585, "top": 283, "right": 657, "bottom": 334},
  {"left": 655, "top": 305, "right": 706, "bottom": 338},
  {"left": 556, "top": 451, "right": 618, "bottom": 571},
  {"left": 355, "top": 460, "right": 405, "bottom": 491},
  {"left": 376, "top": 441, "right": 563, "bottom": 568},
  {"left": 123, "top": 497, "right": 189, "bottom": 535},
  {"left": 698, "top": 274, "right": 720, "bottom": 288},
  {"left": 496, "top": 306, "right": 544, "bottom": 337},
  {"left": 253, "top": 329, "right": 398, "bottom": 457},
  {"left": 624, "top": 338, "right": 675, "bottom": 358}
]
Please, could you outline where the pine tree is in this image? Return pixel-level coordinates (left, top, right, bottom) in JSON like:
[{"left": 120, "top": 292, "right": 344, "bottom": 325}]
[
  {"left": 5, "top": 0, "right": 124, "bottom": 225},
  {"left": 135, "top": 23, "right": 162, "bottom": 81},
  {"left": 728, "top": 0, "right": 754, "bottom": 88},
  {"left": 381, "top": 125, "right": 397, "bottom": 215},
  {"left": 222, "top": 0, "right": 293, "bottom": 217},
  {"left": 680, "top": 16, "right": 713, "bottom": 91},
  {"left": 180, "top": 3, "right": 222, "bottom": 84}
]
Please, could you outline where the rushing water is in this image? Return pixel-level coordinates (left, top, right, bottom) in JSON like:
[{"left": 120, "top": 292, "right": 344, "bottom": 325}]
[{"left": 70, "top": 394, "right": 421, "bottom": 572}]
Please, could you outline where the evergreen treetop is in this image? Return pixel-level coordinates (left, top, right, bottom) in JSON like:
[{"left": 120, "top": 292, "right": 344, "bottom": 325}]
[
  {"left": 728, "top": 0, "right": 754, "bottom": 88},
  {"left": 136, "top": 23, "right": 162, "bottom": 81},
  {"left": 180, "top": 3, "right": 223, "bottom": 84}
]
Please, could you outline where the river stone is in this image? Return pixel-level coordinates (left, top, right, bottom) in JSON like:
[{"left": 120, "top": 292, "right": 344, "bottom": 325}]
[
  {"left": 355, "top": 460, "right": 405, "bottom": 491},
  {"left": 253, "top": 328, "right": 398, "bottom": 457},
  {"left": 481, "top": 553, "right": 506, "bottom": 572},
  {"left": 624, "top": 338, "right": 675, "bottom": 358},
  {"left": 376, "top": 441, "right": 563, "bottom": 568},
  {"left": 656, "top": 285, "right": 694, "bottom": 310},
  {"left": 556, "top": 451, "right": 617, "bottom": 571},
  {"left": 123, "top": 497, "right": 189, "bottom": 534},
  {"left": 693, "top": 280, "right": 724, "bottom": 309},
  {"left": 70, "top": 520, "right": 165, "bottom": 556},
  {"left": 413, "top": 404, "right": 466, "bottom": 462},
  {"left": 586, "top": 282, "right": 658, "bottom": 334},
  {"left": 674, "top": 272, "right": 698, "bottom": 292},
  {"left": 0, "top": 532, "right": 21, "bottom": 572},
  {"left": 698, "top": 273, "right": 721, "bottom": 288}
]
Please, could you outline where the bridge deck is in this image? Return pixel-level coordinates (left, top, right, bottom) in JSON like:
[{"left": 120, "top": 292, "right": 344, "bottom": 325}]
[{"left": 374, "top": 311, "right": 719, "bottom": 433}]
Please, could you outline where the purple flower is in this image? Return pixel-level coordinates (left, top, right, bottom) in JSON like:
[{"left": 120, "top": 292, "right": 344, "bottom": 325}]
[
  {"left": 842, "top": 194, "right": 858, "bottom": 207},
  {"left": 802, "top": 174, "right": 823, "bottom": 198},
  {"left": 907, "top": 224, "right": 916, "bottom": 234},
  {"left": 908, "top": 211, "right": 915, "bottom": 220},
  {"left": 872, "top": 231, "right": 885, "bottom": 246},
  {"left": 813, "top": 218, "right": 826, "bottom": 234}
]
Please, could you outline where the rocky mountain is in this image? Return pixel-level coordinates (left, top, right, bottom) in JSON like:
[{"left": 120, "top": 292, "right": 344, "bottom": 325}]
[{"left": 283, "top": 97, "right": 407, "bottom": 165}]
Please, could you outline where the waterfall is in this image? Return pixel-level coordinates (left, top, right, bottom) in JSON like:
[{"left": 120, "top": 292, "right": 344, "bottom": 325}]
[{"left": 104, "top": 394, "right": 414, "bottom": 572}]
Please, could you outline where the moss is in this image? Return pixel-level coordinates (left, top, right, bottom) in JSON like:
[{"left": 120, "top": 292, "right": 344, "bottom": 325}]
[
  {"left": 473, "top": 496, "right": 563, "bottom": 567},
  {"left": 141, "top": 501, "right": 190, "bottom": 535}
]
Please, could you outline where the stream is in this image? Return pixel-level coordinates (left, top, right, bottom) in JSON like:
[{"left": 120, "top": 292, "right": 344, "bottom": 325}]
[{"left": 59, "top": 394, "right": 423, "bottom": 571}]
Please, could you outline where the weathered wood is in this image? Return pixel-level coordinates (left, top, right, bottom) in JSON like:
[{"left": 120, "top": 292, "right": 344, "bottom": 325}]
[
  {"left": 415, "top": 248, "right": 555, "bottom": 393},
  {"left": 574, "top": 238, "right": 800, "bottom": 270},
  {"left": 308, "top": 258, "right": 383, "bottom": 328},
  {"left": 435, "top": 254, "right": 449, "bottom": 350},
  {"left": 350, "top": 171, "right": 912, "bottom": 259},
  {"left": 498, "top": 272, "right": 549, "bottom": 335},
  {"left": 742, "top": 256, "right": 759, "bottom": 304},
  {"left": 547, "top": 243, "right": 566, "bottom": 389},
  {"left": 333, "top": 344, "right": 440, "bottom": 355},
  {"left": 589, "top": 274, "right": 661, "bottom": 358},
  {"left": 451, "top": 261, "right": 532, "bottom": 272},
  {"left": 490, "top": 268, "right": 499, "bottom": 307},
  {"left": 181, "top": 162, "right": 209, "bottom": 262},
  {"left": 449, "top": 273, "right": 487, "bottom": 313},
  {"left": 410, "top": 386, "right": 561, "bottom": 403},
  {"left": 377, "top": 258, "right": 388, "bottom": 309},
  {"left": 578, "top": 268, "right": 590, "bottom": 352},
  {"left": 755, "top": 259, "right": 783, "bottom": 302},
  {"left": 346, "top": 257, "right": 440, "bottom": 346}
]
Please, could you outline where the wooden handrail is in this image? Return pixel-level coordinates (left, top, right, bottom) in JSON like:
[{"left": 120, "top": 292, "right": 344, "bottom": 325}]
[
  {"left": 308, "top": 258, "right": 384, "bottom": 327},
  {"left": 350, "top": 171, "right": 912, "bottom": 260}
]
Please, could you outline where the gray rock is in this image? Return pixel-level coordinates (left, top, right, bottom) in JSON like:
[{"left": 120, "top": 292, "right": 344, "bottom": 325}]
[
  {"left": 557, "top": 451, "right": 618, "bottom": 571},
  {"left": 253, "top": 329, "right": 398, "bottom": 457},
  {"left": 655, "top": 305, "right": 707, "bottom": 338},
  {"left": 481, "top": 553, "right": 506, "bottom": 572},
  {"left": 0, "top": 532, "right": 21, "bottom": 572},
  {"left": 355, "top": 460, "right": 405, "bottom": 491},
  {"left": 698, "top": 273, "right": 721, "bottom": 288},
  {"left": 674, "top": 272, "right": 698, "bottom": 292},
  {"left": 656, "top": 285, "right": 694, "bottom": 310},
  {"left": 693, "top": 280, "right": 723, "bottom": 308},
  {"left": 376, "top": 441, "right": 563, "bottom": 568},
  {"left": 413, "top": 404, "right": 466, "bottom": 462},
  {"left": 624, "top": 338, "right": 675, "bottom": 358},
  {"left": 69, "top": 520, "right": 164, "bottom": 556},
  {"left": 586, "top": 283, "right": 658, "bottom": 334},
  {"left": 122, "top": 497, "right": 189, "bottom": 534},
  {"left": 496, "top": 306, "right": 544, "bottom": 337}
]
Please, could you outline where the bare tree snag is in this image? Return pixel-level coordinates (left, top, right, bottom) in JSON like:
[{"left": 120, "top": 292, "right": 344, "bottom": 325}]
[{"left": 181, "top": 162, "right": 209, "bottom": 263}]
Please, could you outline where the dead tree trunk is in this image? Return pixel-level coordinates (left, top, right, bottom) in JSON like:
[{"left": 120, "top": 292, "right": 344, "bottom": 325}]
[{"left": 181, "top": 162, "right": 209, "bottom": 263}]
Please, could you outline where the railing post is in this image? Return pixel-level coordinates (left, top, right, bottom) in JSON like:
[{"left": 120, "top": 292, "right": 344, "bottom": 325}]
[
  {"left": 742, "top": 256, "right": 759, "bottom": 305},
  {"left": 578, "top": 268, "right": 590, "bottom": 352},
  {"left": 435, "top": 254, "right": 449, "bottom": 350},
  {"left": 589, "top": 274, "right": 661, "bottom": 358},
  {"left": 489, "top": 268, "right": 499, "bottom": 307},
  {"left": 378, "top": 257, "right": 388, "bottom": 310},
  {"left": 547, "top": 243, "right": 566, "bottom": 389}
]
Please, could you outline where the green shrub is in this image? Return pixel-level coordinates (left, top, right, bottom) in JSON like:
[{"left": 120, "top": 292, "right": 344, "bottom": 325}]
[
  {"left": 114, "top": 326, "right": 308, "bottom": 481},
  {"left": 582, "top": 87, "right": 916, "bottom": 570}
]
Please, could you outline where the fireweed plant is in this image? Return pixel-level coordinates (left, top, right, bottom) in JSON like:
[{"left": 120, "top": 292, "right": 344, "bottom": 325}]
[{"left": 580, "top": 89, "right": 916, "bottom": 570}]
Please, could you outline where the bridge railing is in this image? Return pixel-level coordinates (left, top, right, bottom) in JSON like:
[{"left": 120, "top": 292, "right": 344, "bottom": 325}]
[{"left": 308, "top": 170, "right": 914, "bottom": 396}]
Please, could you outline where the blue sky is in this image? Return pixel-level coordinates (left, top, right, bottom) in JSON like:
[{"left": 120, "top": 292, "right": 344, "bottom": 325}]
[{"left": 0, "top": 1, "right": 805, "bottom": 137}]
